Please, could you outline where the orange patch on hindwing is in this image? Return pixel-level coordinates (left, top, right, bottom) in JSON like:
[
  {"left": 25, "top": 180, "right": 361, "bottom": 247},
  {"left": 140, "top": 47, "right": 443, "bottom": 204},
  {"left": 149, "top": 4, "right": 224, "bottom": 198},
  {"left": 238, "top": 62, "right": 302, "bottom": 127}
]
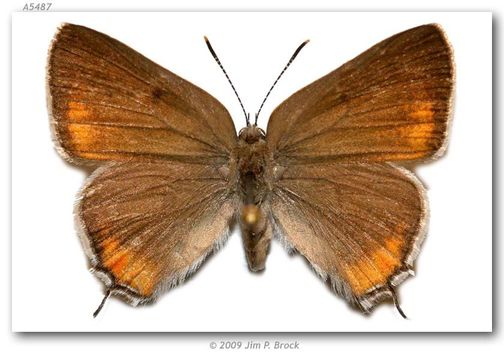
[
  {"left": 130, "top": 272, "right": 156, "bottom": 296},
  {"left": 67, "top": 101, "right": 90, "bottom": 121},
  {"left": 100, "top": 236, "right": 119, "bottom": 258},
  {"left": 102, "top": 238, "right": 130, "bottom": 278},
  {"left": 99, "top": 237, "right": 156, "bottom": 297},
  {"left": 343, "top": 225, "right": 407, "bottom": 296}
]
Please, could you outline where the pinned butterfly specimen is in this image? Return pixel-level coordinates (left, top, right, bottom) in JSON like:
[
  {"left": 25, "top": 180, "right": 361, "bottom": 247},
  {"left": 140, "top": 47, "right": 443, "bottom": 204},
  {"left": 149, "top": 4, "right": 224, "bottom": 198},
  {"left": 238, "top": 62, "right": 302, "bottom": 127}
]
[{"left": 47, "top": 23, "right": 454, "bottom": 317}]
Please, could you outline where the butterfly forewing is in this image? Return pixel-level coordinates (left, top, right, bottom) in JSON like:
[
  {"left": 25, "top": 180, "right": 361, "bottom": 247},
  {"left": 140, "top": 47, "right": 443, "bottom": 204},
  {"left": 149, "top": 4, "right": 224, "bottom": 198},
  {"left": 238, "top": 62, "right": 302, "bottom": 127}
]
[
  {"left": 267, "top": 24, "right": 453, "bottom": 164},
  {"left": 48, "top": 23, "right": 237, "bottom": 165}
]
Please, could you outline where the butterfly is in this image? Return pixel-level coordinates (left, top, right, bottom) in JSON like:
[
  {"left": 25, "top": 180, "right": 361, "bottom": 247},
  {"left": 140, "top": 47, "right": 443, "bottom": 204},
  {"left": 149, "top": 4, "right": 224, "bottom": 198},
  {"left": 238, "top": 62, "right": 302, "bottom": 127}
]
[{"left": 47, "top": 23, "right": 454, "bottom": 317}]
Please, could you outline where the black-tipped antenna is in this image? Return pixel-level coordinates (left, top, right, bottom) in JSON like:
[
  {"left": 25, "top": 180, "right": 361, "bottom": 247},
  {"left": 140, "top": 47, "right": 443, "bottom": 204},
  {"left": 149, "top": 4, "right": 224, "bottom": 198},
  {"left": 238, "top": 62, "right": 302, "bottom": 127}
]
[
  {"left": 204, "top": 36, "right": 250, "bottom": 126},
  {"left": 254, "top": 39, "right": 310, "bottom": 125},
  {"left": 93, "top": 289, "right": 111, "bottom": 318}
]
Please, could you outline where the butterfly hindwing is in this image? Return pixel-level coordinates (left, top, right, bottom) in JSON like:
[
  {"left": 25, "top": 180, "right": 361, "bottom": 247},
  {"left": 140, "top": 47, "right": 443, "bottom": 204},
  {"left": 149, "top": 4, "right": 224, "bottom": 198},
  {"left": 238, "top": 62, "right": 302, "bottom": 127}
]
[
  {"left": 271, "top": 162, "right": 425, "bottom": 312},
  {"left": 78, "top": 160, "right": 236, "bottom": 304}
]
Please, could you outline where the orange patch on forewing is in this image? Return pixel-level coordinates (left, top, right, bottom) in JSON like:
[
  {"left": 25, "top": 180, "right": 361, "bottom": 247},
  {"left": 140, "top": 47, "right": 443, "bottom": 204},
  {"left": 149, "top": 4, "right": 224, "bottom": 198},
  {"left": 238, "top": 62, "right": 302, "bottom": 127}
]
[
  {"left": 64, "top": 123, "right": 117, "bottom": 159},
  {"left": 409, "top": 101, "right": 434, "bottom": 121},
  {"left": 400, "top": 102, "right": 436, "bottom": 147},
  {"left": 67, "top": 101, "right": 90, "bottom": 121},
  {"left": 401, "top": 122, "right": 436, "bottom": 142},
  {"left": 65, "top": 123, "right": 95, "bottom": 150}
]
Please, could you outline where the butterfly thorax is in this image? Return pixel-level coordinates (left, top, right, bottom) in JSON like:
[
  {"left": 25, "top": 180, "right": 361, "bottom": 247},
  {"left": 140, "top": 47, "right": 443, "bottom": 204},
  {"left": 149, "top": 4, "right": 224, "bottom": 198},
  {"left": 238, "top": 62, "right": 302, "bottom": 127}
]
[
  {"left": 236, "top": 126, "right": 269, "bottom": 203},
  {"left": 235, "top": 126, "right": 272, "bottom": 271}
]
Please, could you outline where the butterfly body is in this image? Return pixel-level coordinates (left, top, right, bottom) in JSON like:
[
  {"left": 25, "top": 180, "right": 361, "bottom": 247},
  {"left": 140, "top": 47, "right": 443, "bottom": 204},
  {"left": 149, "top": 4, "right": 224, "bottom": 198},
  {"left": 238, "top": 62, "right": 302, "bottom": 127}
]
[
  {"left": 47, "top": 23, "right": 454, "bottom": 315},
  {"left": 235, "top": 125, "right": 273, "bottom": 271}
]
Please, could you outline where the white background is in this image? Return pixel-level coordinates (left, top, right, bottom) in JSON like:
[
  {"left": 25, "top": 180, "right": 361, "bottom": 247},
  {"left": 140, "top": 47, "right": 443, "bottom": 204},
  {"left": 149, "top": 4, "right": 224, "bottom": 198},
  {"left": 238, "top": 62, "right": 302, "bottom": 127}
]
[
  {"left": 11, "top": 12, "right": 492, "bottom": 332},
  {"left": 3, "top": 0, "right": 501, "bottom": 358}
]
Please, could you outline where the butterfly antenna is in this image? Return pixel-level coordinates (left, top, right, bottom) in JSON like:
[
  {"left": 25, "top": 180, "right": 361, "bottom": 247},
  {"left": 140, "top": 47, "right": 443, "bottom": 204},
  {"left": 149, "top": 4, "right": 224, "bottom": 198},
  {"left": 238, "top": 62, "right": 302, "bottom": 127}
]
[
  {"left": 254, "top": 39, "right": 310, "bottom": 125},
  {"left": 388, "top": 282, "right": 408, "bottom": 319},
  {"left": 204, "top": 36, "right": 250, "bottom": 126},
  {"left": 93, "top": 288, "right": 111, "bottom": 318}
]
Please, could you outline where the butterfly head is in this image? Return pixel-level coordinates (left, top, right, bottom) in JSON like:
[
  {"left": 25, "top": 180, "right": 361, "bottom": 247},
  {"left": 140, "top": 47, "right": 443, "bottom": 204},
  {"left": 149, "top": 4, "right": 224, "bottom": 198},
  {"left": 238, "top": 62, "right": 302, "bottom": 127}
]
[{"left": 238, "top": 125, "right": 266, "bottom": 144}]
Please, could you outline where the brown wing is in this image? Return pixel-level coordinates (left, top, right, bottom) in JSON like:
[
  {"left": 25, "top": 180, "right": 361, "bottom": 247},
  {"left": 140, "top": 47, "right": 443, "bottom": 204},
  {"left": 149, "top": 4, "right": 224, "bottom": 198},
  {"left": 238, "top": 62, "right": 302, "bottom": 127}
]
[
  {"left": 78, "top": 160, "right": 236, "bottom": 304},
  {"left": 267, "top": 24, "right": 454, "bottom": 164},
  {"left": 48, "top": 23, "right": 237, "bottom": 165},
  {"left": 270, "top": 163, "right": 425, "bottom": 312}
]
